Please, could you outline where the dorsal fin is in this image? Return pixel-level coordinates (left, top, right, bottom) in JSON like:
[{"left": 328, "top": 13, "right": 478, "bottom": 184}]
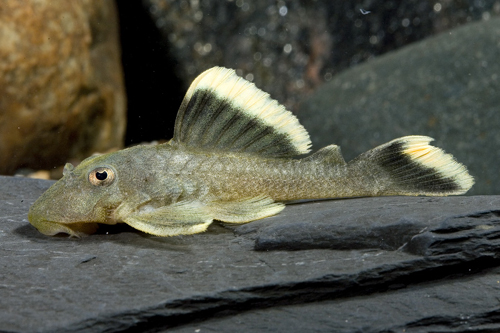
[
  {"left": 303, "top": 145, "right": 346, "bottom": 165},
  {"left": 172, "top": 67, "right": 311, "bottom": 157}
]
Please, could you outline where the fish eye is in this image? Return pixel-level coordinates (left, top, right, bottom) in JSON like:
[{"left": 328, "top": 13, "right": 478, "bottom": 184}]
[
  {"left": 88, "top": 167, "right": 115, "bottom": 186},
  {"left": 96, "top": 171, "right": 107, "bottom": 180}
]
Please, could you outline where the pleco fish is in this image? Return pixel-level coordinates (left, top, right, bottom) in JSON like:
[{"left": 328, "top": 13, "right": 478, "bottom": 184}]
[{"left": 28, "top": 67, "right": 474, "bottom": 237}]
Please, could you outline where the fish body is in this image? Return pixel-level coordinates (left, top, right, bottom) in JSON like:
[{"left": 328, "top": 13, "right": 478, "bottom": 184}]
[{"left": 28, "top": 67, "right": 474, "bottom": 237}]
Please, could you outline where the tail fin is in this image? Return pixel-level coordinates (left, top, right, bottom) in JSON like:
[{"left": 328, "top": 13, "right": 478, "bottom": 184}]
[{"left": 353, "top": 136, "right": 474, "bottom": 196}]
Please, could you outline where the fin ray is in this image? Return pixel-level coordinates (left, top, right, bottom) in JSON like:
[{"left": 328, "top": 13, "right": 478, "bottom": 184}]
[
  {"left": 123, "top": 201, "right": 213, "bottom": 236},
  {"left": 356, "top": 136, "right": 474, "bottom": 195},
  {"left": 209, "top": 195, "right": 285, "bottom": 223},
  {"left": 173, "top": 67, "right": 311, "bottom": 157}
]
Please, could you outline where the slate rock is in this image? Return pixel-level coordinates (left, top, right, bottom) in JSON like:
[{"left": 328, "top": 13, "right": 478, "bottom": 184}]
[
  {"left": 169, "top": 267, "right": 500, "bottom": 333},
  {"left": 299, "top": 18, "right": 500, "bottom": 195},
  {"left": 232, "top": 196, "right": 500, "bottom": 258},
  {"left": 1, "top": 176, "right": 500, "bottom": 332},
  {"left": 0, "top": 0, "right": 126, "bottom": 175}
]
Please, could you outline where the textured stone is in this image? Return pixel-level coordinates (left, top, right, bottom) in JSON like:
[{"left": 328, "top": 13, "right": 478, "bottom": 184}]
[
  {"left": 0, "top": 0, "right": 126, "bottom": 175},
  {"left": 1, "top": 176, "right": 500, "bottom": 332},
  {"left": 233, "top": 196, "right": 500, "bottom": 257},
  {"left": 169, "top": 268, "right": 500, "bottom": 333},
  {"left": 299, "top": 18, "right": 500, "bottom": 195},
  {"left": 141, "top": 0, "right": 499, "bottom": 112}
]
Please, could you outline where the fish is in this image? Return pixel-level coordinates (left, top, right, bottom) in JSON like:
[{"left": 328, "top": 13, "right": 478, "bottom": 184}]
[{"left": 28, "top": 66, "right": 474, "bottom": 237}]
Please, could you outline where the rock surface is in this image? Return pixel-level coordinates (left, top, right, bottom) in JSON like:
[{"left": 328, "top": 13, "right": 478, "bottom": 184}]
[
  {"left": 1, "top": 176, "right": 500, "bottom": 332},
  {"left": 0, "top": 0, "right": 126, "bottom": 175},
  {"left": 299, "top": 18, "right": 500, "bottom": 196}
]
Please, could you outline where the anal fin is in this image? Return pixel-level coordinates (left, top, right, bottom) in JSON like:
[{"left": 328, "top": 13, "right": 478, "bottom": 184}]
[
  {"left": 123, "top": 201, "right": 213, "bottom": 237},
  {"left": 209, "top": 195, "right": 285, "bottom": 223}
]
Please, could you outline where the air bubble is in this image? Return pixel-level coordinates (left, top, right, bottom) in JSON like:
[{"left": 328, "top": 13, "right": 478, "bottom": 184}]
[{"left": 279, "top": 6, "right": 288, "bottom": 16}]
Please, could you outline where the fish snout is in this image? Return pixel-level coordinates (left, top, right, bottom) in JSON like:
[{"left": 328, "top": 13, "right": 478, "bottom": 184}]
[{"left": 28, "top": 201, "right": 98, "bottom": 237}]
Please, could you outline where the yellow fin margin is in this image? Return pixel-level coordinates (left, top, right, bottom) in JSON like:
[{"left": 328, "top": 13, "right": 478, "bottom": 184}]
[
  {"left": 401, "top": 136, "right": 474, "bottom": 194},
  {"left": 174, "top": 67, "right": 312, "bottom": 157}
]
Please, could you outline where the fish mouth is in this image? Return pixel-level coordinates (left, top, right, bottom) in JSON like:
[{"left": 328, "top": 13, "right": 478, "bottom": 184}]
[{"left": 28, "top": 216, "right": 99, "bottom": 238}]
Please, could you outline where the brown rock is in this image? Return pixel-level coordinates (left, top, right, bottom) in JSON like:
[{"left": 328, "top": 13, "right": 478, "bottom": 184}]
[{"left": 0, "top": 0, "right": 126, "bottom": 174}]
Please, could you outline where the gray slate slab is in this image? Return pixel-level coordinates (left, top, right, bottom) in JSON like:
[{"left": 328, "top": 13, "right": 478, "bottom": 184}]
[
  {"left": 299, "top": 18, "right": 500, "bottom": 195},
  {"left": 1, "top": 176, "right": 500, "bottom": 332}
]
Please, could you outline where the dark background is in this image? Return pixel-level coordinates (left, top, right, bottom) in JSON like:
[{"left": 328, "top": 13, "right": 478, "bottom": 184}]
[{"left": 117, "top": 1, "right": 183, "bottom": 145}]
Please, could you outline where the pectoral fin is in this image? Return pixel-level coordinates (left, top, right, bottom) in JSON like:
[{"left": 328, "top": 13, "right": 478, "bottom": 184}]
[
  {"left": 210, "top": 195, "right": 285, "bottom": 223},
  {"left": 123, "top": 201, "right": 213, "bottom": 236},
  {"left": 123, "top": 196, "right": 284, "bottom": 236}
]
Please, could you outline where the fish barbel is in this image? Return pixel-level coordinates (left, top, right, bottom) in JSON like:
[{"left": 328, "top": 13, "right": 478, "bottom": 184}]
[{"left": 28, "top": 67, "right": 474, "bottom": 237}]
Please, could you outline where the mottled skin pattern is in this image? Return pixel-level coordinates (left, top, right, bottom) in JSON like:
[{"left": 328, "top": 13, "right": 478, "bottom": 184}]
[
  {"left": 28, "top": 136, "right": 473, "bottom": 238},
  {"left": 27, "top": 141, "right": 382, "bottom": 237},
  {"left": 28, "top": 67, "right": 473, "bottom": 237},
  {"left": 113, "top": 143, "right": 385, "bottom": 202}
]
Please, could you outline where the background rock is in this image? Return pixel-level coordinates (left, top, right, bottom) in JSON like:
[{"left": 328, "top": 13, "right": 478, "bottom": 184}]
[
  {"left": 115, "top": 1, "right": 500, "bottom": 145},
  {"left": 2, "top": 175, "right": 500, "bottom": 332},
  {"left": 141, "top": 0, "right": 500, "bottom": 111},
  {"left": 0, "top": 0, "right": 126, "bottom": 175},
  {"left": 299, "top": 18, "right": 500, "bottom": 195},
  {"left": 5, "top": 2, "right": 497, "bottom": 178}
]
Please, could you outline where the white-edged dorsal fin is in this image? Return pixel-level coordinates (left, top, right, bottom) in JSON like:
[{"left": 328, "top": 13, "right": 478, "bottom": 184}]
[{"left": 172, "top": 67, "right": 312, "bottom": 157}]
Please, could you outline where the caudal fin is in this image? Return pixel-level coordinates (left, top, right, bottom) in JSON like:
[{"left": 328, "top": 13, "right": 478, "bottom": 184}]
[{"left": 353, "top": 136, "right": 474, "bottom": 196}]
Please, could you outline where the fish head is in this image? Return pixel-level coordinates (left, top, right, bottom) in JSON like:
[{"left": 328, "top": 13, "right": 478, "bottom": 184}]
[{"left": 28, "top": 152, "right": 127, "bottom": 237}]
